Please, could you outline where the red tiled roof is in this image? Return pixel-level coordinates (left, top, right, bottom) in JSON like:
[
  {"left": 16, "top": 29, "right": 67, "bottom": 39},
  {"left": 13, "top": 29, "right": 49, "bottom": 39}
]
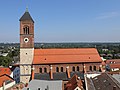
[
  {"left": 106, "top": 59, "right": 120, "bottom": 68},
  {"left": 106, "top": 59, "right": 120, "bottom": 64},
  {"left": 0, "top": 67, "right": 11, "bottom": 76},
  {"left": 110, "top": 64, "right": 120, "bottom": 68},
  {"left": 65, "top": 74, "right": 83, "bottom": 90},
  {"left": 33, "top": 48, "right": 102, "bottom": 64},
  {"left": 0, "top": 74, "right": 14, "bottom": 87}
]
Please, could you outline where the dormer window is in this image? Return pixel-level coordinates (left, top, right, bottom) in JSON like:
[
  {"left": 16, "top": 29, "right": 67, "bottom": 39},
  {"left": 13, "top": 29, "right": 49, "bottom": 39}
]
[{"left": 23, "top": 26, "right": 29, "bottom": 34}]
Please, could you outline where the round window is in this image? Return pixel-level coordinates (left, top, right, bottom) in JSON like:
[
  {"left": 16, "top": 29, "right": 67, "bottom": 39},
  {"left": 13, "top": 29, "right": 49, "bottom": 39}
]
[{"left": 24, "top": 38, "right": 29, "bottom": 43}]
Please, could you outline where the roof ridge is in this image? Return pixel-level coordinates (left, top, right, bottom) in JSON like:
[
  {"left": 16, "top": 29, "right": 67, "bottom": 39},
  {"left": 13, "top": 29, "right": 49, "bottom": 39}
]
[
  {"left": 34, "top": 53, "right": 99, "bottom": 56},
  {"left": 0, "top": 74, "right": 14, "bottom": 80},
  {"left": 35, "top": 48, "right": 97, "bottom": 50}
]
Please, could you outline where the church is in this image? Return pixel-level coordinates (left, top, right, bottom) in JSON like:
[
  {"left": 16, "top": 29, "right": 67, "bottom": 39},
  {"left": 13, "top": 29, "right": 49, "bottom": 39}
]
[{"left": 19, "top": 9, "right": 102, "bottom": 84}]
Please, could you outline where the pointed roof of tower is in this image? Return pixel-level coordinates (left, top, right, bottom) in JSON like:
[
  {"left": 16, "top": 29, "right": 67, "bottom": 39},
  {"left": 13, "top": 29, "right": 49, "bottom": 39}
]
[{"left": 19, "top": 8, "right": 34, "bottom": 23}]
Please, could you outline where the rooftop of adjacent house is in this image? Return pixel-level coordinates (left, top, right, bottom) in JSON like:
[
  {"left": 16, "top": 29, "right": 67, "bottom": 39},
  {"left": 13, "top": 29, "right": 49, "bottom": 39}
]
[
  {"left": 23, "top": 80, "right": 62, "bottom": 90},
  {"left": 106, "top": 59, "right": 120, "bottom": 68},
  {"left": 33, "top": 48, "right": 102, "bottom": 64},
  {"left": 34, "top": 72, "right": 84, "bottom": 81},
  {"left": 0, "top": 74, "right": 14, "bottom": 87},
  {"left": 112, "top": 74, "right": 120, "bottom": 83},
  {"left": 90, "top": 73, "right": 120, "bottom": 90},
  {"left": 65, "top": 74, "right": 84, "bottom": 90},
  {"left": 109, "top": 64, "right": 120, "bottom": 68},
  {"left": 85, "top": 77, "right": 96, "bottom": 90},
  {"left": 7, "top": 82, "right": 25, "bottom": 90},
  {"left": 106, "top": 59, "right": 120, "bottom": 64},
  {"left": 0, "top": 67, "right": 11, "bottom": 76}
]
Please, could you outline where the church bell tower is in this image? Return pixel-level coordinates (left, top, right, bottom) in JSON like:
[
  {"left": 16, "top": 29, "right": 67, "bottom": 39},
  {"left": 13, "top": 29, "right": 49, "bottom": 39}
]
[{"left": 19, "top": 8, "right": 34, "bottom": 84}]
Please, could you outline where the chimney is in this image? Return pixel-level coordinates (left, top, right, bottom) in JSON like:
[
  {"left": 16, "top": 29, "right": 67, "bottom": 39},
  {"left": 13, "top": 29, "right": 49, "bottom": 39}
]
[
  {"left": 50, "top": 65, "right": 53, "bottom": 79},
  {"left": 113, "top": 86, "right": 116, "bottom": 90},
  {"left": 66, "top": 66, "right": 70, "bottom": 78}
]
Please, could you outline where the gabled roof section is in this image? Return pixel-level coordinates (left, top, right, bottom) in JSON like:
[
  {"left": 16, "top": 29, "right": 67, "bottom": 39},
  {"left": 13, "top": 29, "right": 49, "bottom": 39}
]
[
  {"left": 65, "top": 74, "right": 84, "bottom": 90},
  {"left": 33, "top": 48, "right": 102, "bottom": 64},
  {"left": 0, "top": 67, "right": 11, "bottom": 76},
  {"left": 91, "top": 73, "right": 120, "bottom": 90},
  {"left": 0, "top": 74, "right": 14, "bottom": 87},
  {"left": 19, "top": 9, "right": 34, "bottom": 23}
]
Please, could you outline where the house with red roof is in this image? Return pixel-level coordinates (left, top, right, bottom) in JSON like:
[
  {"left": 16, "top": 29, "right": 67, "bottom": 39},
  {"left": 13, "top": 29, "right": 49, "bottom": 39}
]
[
  {"left": 0, "top": 74, "right": 15, "bottom": 90},
  {"left": 0, "top": 67, "right": 12, "bottom": 77},
  {"left": 106, "top": 59, "right": 120, "bottom": 71},
  {"left": 65, "top": 74, "right": 84, "bottom": 90}
]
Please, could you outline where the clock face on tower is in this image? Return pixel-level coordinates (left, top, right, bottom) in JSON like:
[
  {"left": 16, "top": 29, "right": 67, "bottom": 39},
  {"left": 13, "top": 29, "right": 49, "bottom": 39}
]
[{"left": 24, "top": 38, "right": 29, "bottom": 43}]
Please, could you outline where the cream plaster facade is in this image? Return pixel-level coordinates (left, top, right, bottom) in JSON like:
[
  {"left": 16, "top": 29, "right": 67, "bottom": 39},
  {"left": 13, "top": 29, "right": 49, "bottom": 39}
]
[{"left": 20, "top": 48, "right": 34, "bottom": 84}]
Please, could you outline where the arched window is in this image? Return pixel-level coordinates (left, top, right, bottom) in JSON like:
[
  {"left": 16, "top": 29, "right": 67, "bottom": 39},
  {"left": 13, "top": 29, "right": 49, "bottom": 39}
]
[
  {"left": 89, "top": 66, "right": 92, "bottom": 71},
  {"left": 99, "top": 67, "right": 101, "bottom": 72},
  {"left": 39, "top": 68, "right": 42, "bottom": 73},
  {"left": 44, "top": 68, "right": 47, "bottom": 73},
  {"left": 23, "top": 28, "right": 26, "bottom": 34},
  {"left": 27, "top": 27, "right": 29, "bottom": 34},
  {"left": 94, "top": 66, "right": 96, "bottom": 71},
  {"left": 56, "top": 67, "right": 59, "bottom": 72},
  {"left": 72, "top": 66, "right": 75, "bottom": 71},
  {"left": 61, "top": 67, "right": 63, "bottom": 72},
  {"left": 23, "top": 26, "right": 29, "bottom": 34},
  {"left": 77, "top": 66, "right": 79, "bottom": 71}
]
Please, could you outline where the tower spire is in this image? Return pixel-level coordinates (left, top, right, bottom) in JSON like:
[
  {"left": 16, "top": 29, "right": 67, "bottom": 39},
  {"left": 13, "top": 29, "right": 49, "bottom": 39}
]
[
  {"left": 19, "top": 7, "right": 34, "bottom": 23},
  {"left": 26, "top": 6, "right": 28, "bottom": 12}
]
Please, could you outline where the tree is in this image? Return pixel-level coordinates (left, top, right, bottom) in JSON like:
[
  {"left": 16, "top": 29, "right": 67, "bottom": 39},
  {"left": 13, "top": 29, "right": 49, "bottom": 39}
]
[{"left": 0, "top": 56, "right": 13, "bottom": 67}]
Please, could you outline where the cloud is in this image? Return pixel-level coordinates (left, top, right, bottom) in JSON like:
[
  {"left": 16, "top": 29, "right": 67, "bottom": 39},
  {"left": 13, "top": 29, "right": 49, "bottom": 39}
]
[{"left": 96, "top": 12, "right": 119, "bottom": 19}]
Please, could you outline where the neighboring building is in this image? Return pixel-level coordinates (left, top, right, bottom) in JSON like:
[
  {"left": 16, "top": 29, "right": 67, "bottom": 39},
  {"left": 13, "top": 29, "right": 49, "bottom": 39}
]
[
  {"left": 106, "top": 59, "right": 120, "bottom": 71},
  {"left": 7, "top": 82, "right": 25, "bottom": 90},
  {"left": 0, "top": 53, "right": 8, "bottom": 57},
  {"left": 102, "top": 49, "right": 109, "bottom": 52},
  {"left": 115, "top": 53, "right": 120, "bottom": 57},
  {"left": 19, "top": 9, "right": 102, "bottom": 84},
  {"left": 85, "top": 73, "right": 120, "bottom": 90},
  {"left": 23, "top": 80, "right": 63, "bottom": 90},
  {"left": 86, "top": 73, "right": 101, "bottom": 78},
  {"left": 0, "top": 67, "right": 12, "bottom": 77},
  {"left": 65, "top": 74, "right": 84, "bottom": 90},
  {"left": 10, "top": 66, "right": 20, "bottom": 83},
  {"left": 112, "top": 74, "right": 120, "bottom": 83},
  {"left": 100, "top": 54, "right": 113, "bottom": 59},
  {"left": 13, "top": 56, "right": 19, "bottom": 62},
  {"left": 0, "top": 74, "right": 15, "bottom": 90},
  {"left": 0, "top": 67, "right": 20, "bottom": 84}
]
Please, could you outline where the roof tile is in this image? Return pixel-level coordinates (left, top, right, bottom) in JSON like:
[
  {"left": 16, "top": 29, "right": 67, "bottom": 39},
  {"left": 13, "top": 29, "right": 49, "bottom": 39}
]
[{"left": 33, "top": 48, "right": 102, "bottom": 64}]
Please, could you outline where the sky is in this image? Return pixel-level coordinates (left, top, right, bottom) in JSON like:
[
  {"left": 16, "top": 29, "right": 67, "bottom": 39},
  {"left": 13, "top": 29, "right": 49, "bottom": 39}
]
[{"left": 0, "top": 0, "right": 120, "bottom": 43}]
